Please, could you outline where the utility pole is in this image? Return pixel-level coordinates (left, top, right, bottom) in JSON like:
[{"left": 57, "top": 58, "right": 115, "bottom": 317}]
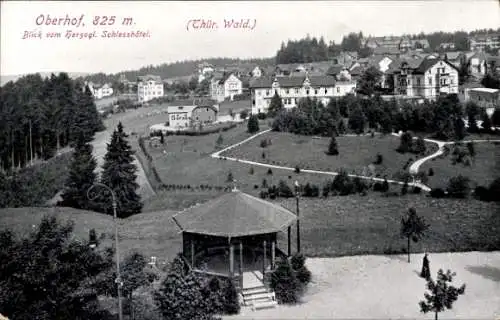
[{"left": 295, "top": 180, "right": 301, "bottom": 253}]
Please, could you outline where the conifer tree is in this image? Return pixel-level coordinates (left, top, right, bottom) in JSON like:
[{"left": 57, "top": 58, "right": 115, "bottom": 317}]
[
  {"left": 327, "top": 135, "right": 339, "bottom": 155},
  {"left": 247, "top": 114, "right": 260, "bottom": 133},
  {"left": 267, "top": 92, "right": 284, "bottom": 117},
  {"left": 59, "top": 133, "right": 97, "bottom": 210},
  {"left": 70, "top": 85, "right": 104, "bottom": 145},
  {"left": 99, "top": 122, "right": 142, "bottom": 217}
]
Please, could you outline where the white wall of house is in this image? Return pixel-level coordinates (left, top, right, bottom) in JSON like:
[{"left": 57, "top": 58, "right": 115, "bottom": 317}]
[
  {"left": 251, "top": 81, "right": 356, "bottom": 114},
  {"left": 252, "top": 67, "right": 263, "bottom": 78},
  {"left": 393, "top": 60, "right": 458, "bottom": 100},
  {"left": 211, "top": 74, "right": 243, "bottom": 102},
  {"left": 138, "top": 79, "right": 164, "bottom": 103}
]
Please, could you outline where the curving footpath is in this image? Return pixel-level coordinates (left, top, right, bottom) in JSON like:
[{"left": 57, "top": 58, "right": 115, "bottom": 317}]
[
  {"left": 211, "top": 129, "right": 429, "bottom": 191},
  {"left": 390, "top": 132, "right": 500, "bottom": 190}
]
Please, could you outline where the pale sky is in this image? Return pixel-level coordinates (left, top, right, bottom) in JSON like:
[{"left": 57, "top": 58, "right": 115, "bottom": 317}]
[{"left": 1, "top": 1, "right": 499, "bottom": 75}]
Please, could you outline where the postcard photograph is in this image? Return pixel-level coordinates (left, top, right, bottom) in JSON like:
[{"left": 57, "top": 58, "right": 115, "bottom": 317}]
[{"left": 1, "top": 1, "right": 500, "bottom": 319}]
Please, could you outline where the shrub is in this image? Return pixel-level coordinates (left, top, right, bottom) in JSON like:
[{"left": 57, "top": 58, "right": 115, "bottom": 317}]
[
  {"left": 262, "top": 151, "right": 266, "bottom": 159},
  {"left": 268, "top": 185, "right": 278, "bottom": 199},
  {"left": 259, "top": 190, "right": 268, "bottom": 199},
  {"left": 278, "top": 180, "right": 294, "bottom": 198},
  {"left": 430, "top": 188, "right": 446, "bottom": 198},
  {"left": 488, "top": 178, "right": 500, "bottom": 202},
  {"left": 269, "top": 259, "right": 301, "bottom": 304},
  {"left": 474, "top": 186, "right": 490, "bottom": 201},
  {"left": 290, "top": 253, "right": 312, "bottom": 285},
  {"left": 294, "top": 166, "right": 301, "bottom": 174},
  {"left": 374, "top": 153, "right": 383, "bottom": 165},
  {"left": 353, "top": 177, "right": 368, "bottom": 194},
  {"left": 428, "top": 168, "right": 434, "bottom": 176},
  {"left": 267, "top": 168, "right": 273, "bottom": 175},
  {"left": 331, "top": 170, "right": 354, "bottom": 195},
  {"left": 239, "top": 109, "right": 249, "bottom": 120},
  {"left": 413, "top": 136, "right": 426, "bottom": 154},
  {"left": 412, "top": 186, "right": 422, "bottom": 194},
  {"left": 373, "top": 182, "right": 384, "bottom": 192},
  {"left": 447, "top": 175, "right": 471, "bottom": 199},
  {"left": 247, "top": 115, "right": 260, "bottom": 133},
  {"left": 381, "top": 179, "right": 390, "bottom": 192},
  {"left": 257, "top": 112, "right": 267, "bottom": 120},
  {"left": 397, "top": 132, "right": 413, "bottom": 153},
  {"left": 221, "top": 278, "right": 240, "bottom": 315},
  {"left": 226, "top": 172, "right": 234, "bottom": 183},
  {"left": 260, "top": 139, "right": 269, "bottom": 148},
  {"left": 262, "top": 178, "right": 268, "bottom": 188},
  {"left": 253, "top": 184, "right": 259, "bottom": 189},
  {"left": 327, "top": 135, "right": 339, "bottom": 155},
  {"left": 249, "top": 167, "right": 254, "bottom": 175},
  {"left": 322, "top": 185, "right": 330, "bottom": 197},
  {"left": 401, "top": 181, "right": 409, "bottom": 195}
]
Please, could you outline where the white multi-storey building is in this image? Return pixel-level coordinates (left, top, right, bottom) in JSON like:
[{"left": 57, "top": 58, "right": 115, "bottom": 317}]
[
  {"left": 390, "top": 57, "right": 459, "bottom": 100},
  {"left": 249, "top": 74, "right": 356, "bottom": 114},
  {"left": 84, "top": 82, "right": 114, "bottom": 99},
  {"left": 210, "top": 73, "right": 243, "bottom": 102},
  {"left": 137, "top": 75, "right": 164, "bottom": 103}
]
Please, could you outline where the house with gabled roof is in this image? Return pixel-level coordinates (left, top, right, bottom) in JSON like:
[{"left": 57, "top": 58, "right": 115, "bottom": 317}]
[
  {"left": 137, "top": 75, "right": 164, "bottom": 103},
  {"left": 249, "top": 73, "right": 355, "bottom": 114},
  {"left": 210, "top": 72, "right": 243, "bottom": 102},
  {"left": 389, "top": 57, "right": 459, "bottom": 100}
]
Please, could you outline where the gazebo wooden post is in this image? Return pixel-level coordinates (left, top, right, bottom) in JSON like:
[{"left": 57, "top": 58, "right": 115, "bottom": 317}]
[
  {"left": 229, "top": 240, "right": 234, "bottom": 276},
  {"left": 190, "top": 239, "right": 195, "bottom": 268},
  {"left": 271, "top": 240, "right": 276, "bottom": 269},
  {"left": 239, "top": 241, "right": 243, "bottom": 275},
  {"left": 287, "top": 226, "right": 291, "bottom": 256},
  {"left": 263, "top": 240, "right": 267, "bottom": 275}
]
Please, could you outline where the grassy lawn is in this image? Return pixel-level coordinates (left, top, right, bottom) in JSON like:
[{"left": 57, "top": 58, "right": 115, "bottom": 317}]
[
  {"left": 221, "top": 132, "right": 438, "bottom": 179},
  {"left": 2, "top": 194, "right": 497, "bottom": 266},
  {"left": 0, "top": 207, "right": 182, "bottom": 263},
  {"left": 275, "top": 194, "right": 500, "bottom": 257},
  {"left": 420, "top": 142, "right": 500, "bottom": 189},
  {"left": 218, "top": 99, "right": 251, "bottom": 115}
]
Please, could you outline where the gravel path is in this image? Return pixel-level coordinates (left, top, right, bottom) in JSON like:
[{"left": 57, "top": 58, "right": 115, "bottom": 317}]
[{"left": 225, "top": 251, "right": 500, "bottom": 319}]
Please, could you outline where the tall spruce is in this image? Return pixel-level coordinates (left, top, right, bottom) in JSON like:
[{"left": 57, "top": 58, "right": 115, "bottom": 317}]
[
  {"left": 59, "top": 133, "right": 98, "bottom": 210},
  {"left": 267, "top": 92, "right": 284, "bottom": 117},
  {"left": 70, "top": 85, "right": 104, "bottom": 144},
  {"left": 99, "top": 122, "right": 142, "bottom": 217}
]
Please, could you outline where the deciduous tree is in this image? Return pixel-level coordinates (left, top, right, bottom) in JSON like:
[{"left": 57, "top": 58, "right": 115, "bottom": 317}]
[
  {"left": 400, "top": 207, "right": 429, "bottom": 263},
  {"left": 419, "top": 269, "right": 466, "bottom": 320}
]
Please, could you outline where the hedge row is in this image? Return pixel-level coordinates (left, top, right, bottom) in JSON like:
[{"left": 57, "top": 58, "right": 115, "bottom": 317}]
[
  {"left": 159, "top": 184, "right": 233, "bottom": 192},
  {"left": 150, "top": 123, "right": 237, "bottom": 137}
]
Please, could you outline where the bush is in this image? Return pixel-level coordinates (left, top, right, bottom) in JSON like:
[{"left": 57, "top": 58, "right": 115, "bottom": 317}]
[
  {"left": 381, "top": 179, "right": 389, "bottom": 192},
  {"left": 373, "top": 182, "right": 384, "bottom": 192},
  {"left": 221, "top": 278, "right": 240, "bottom": 315},
  {"left": 257, "top": 112, "right": 267, "bottom": 120},
  {"left": 331, "top": 170, "right": 354, "bottom": 195},
  {"left": 259, "top": 190, "right": 268, "bottom": 199},
  {"left": 374, "top": 153, "right": 383, "bottom": 165},
  {"left": 290, "top": 253, "right": 312, "bottom": 285},
  {"left": 249, "top": 167, "right": 254, "bottom": 175},
  {"left": 428, "top": 168, "right": 434, "bottom": 176},
  {"left": 260, "top": 139, "right": 269, "bottom": 148},
  {"left": 157, "top": 122, "right": 237, "bottom": 136},
  {"left": 447, "top": 175, "right": 471, "bottom": 198},
  {"left": 247, "top": 115, "right": 260, "bottom": 133},
  {"left": 430, "top": 188, "right": 446, "bottom": 198},
  {"left": 294, "top": 166, "right": 301, "bottom": 174},
  {"left": 412, "top": 186, "right": 422, "bottom": 194},
  {"left": 269, "top": 259, "right": 301, "bottom": 304},
  {"left": 397, "top": 132, "right": 413, "bottom": 153},
  {"left": 277, "top": 180, "right": 294, "bottom": 198},
  {"left": 267, "top": 168, "right": 273, "bottom": 175},
  {"left": 262, "top": 178, "right": 268, "bottom": 188},
  {"left": 401, "top": 181, "right": 409, "bottom": 195},
  {"left": 239, "top": 109, "right": 249, "bottom": 120},
  {"left": 262, "top": 151, "right": 266, "bottom": 159}
]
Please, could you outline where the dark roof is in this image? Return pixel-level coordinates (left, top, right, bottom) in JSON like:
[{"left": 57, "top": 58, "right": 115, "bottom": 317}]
[
  {"left": 250, "top": 75, "right": 336, "bottom": 88},
  {"left": 327, "top": 64, "right": 346, "bottom": 75},
  {"left": 172, "top": 191, "right": 297, "bottom": 237},
  {"left": 373, "top": 47, "right": 400, "bottom": 55}
]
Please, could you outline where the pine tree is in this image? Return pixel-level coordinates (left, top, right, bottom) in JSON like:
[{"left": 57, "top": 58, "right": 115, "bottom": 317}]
[
  {"left": 327, "top": 135, "right": 339, "bottom": 155},
  {"left": 99, "top": 122, "right": 142, "bottom": 218},
  {"left": 59, "top": 133, "right": 97, "bottom": 210},
  {"left": 267, "top": 92, "right": 284, "bottom": 117},
  {"left": 247, "top": 114, "right": 260, "bottom": 133}
]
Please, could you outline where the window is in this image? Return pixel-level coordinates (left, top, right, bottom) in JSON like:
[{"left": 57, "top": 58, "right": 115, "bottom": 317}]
[
  {"left": 294, "top": 98, "right": 298, "bottom": 104},
  {"left": 325, "top": 89, "right": 328, "bottom": 94},
  {"left": 275, "top": 90, "right": 278, "bottom": 95},
  {"left": 286, "top": 89, "right": 290, "bottom": 94},
  {"left": 195, "top": 116, "right": 199, "bottom": 121},
  {"left": 306, "top": 89, "right": 310, "bottom": 95},
  {"left": 295, "top": 88, "right": 299, "bottom": 94},
  {"left": 428, "top": 77, "right": 432, "bottom": 85},
  {"left": 266, "top": 90, "right": 270, "bottom": 96},
  {"left": 336, "top": 87, "right": 340, "bottom": 93},
  {"left": 315, "top": 89, "right": 318, "bottom": 95},
  {"left": 417, "top": 78, "right": 421, "bottom": 86}
]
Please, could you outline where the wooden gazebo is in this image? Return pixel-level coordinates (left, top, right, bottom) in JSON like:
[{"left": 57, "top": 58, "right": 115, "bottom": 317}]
[{"left": 172, "top": 189, "right": 297, "bottom": 289}]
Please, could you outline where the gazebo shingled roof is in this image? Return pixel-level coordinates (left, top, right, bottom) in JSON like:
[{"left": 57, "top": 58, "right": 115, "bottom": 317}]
[{"left": 172, "top": 191, "right": 297, "bottom": 237}]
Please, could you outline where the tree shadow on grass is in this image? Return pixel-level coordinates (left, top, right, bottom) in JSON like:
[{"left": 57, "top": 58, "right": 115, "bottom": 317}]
[{"left": 465, "top": 265, "right": 500, "bottom": 282}]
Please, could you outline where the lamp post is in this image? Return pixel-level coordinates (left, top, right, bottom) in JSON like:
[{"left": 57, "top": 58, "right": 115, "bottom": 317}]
[
  {"left": 294, "top": 180, "right": 301, "bottom": 253},
  {"left": 88, "top": 183, "right": 123, "bottom": 320}
]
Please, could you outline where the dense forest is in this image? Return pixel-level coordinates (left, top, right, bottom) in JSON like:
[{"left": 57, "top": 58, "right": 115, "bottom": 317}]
[
  {"left": 79, "top": 57, "right": 275, "bottom": 85},
  {"left": 0, "top": 73, "right": 104, "bottom": 171}
]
